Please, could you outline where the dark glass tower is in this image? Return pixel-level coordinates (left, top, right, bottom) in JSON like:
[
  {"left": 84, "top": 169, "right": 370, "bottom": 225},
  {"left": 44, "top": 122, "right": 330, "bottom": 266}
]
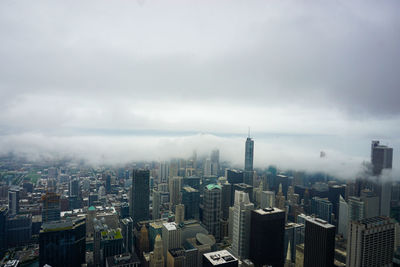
[
  {"left": 249, "top": 208, "right": 285, "bottom": 267},
  {"left": 130, "top": 169, "right": 150, "bottom": 224},
  {"left": 181, "top": 186, "right": 200, "bottom": 220},
  {"left": 244, "top": 137, "right": 254, "bottom": 186},
  {"left": 39, "top": 218, "right": 86, "bottom": 267},
  {"left": 41, "top": 192, "right": 61, "bottom": 223},
  {"left": 303, "top": 217, "right": 335, "bottom": 267}
]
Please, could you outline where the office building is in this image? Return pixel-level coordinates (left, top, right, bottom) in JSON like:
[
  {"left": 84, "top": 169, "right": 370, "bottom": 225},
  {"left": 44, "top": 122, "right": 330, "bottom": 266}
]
[
  {"left": 152, "top": 189, "right": 161, "bottom": 220},
  {"left": 260, "top": 191, "right": 275, "bottom": 209},
  {"left": 360, "top": 189, "right": 379, "bottom": 219},
  {"left": 7, "top": 214, "right": 32, "bottom": 247},
  {"left": 41, "top": 192, "right": 61, "bottom": 223},
  {"left": 150, "top": 234, "right": 164, "bottom": 267},
  {"left": 167, "top": 247, "right": 185, "bottom": 267},
  {"left": 311, "top": 197, "right": 333, "bottom": 223},
  {"left": 348, "top": 197, "right": 364, "bottom": 221},
  {"left": 105, "top": 173, "right": 112, "bottom": 194},
  {"left": 8, "top": 188, "right": 19, "bottom": 216},
  {"left": 203, "top": 184, "right": 222, "bottom": 241},
  {"left": 226, "top": 169, "right": 244, "bottom": 185},
  {"left": 159, "top": 161, "right": 169, "bottom": 183},
  {"left": 175, "top": 204, "right": 184, "bottom": 224},
  {"left": 276, "top": 184, "right": 286, "bottom": 211},
  {"left": 231, "top": 191, "right": 254, "bottom": 259},
  {"left": 130, "top": 169, "right": 150, "bottom": 224},
  {"left": 371, "top": 140, "right": 393, "bottom": 175},
  {"left": 182, "top": 176, "right": 201, "bottom": 191},
  {"left": 121, "top": 217, "right": 133, "bottom": 253},
  {"left": 39, "top": 218, "right": 86, "bottom": 267},
  {"left": 233, "top": 183, "right": 254, "bottom": 203},
  {"left": 338, "top": 195, "right": 348, "bottom": 238},
  {"left": 69, "top": 178, "right": 79, "bottom": 197},
  {"left": 181, "top": 186, "right": 200, "bottom": 220},
  {"left": 249, "top": 208, "right": 285, "bottom": 267},
  {"left": 106, "top": 253, "right": 141, "bottom": 267},
  {"left": 284, "top": 223, "right": 304, "bottom": 264},
  {"left": 211, "top": 149, "right": 220, "bottom": 176},
  {"left": 0, "top": 207, "right": 7, "bottom": 257},
  {"left": 203, "top": 250, "right": 238, "bottom": 267},
  {"left": 244, "top": 136, "right": 254, "bottom": 186},
  {"left": 303, "top": 217, "right": 335, "bottom": 267},
  {"left": 169, "top": 176, "right": 182, "bottom": 211},
  {"left": 347, "top": 216, "right": 395, "bottom": 267},
  {"left": 162, "top": 222, "right": 181, "bottom": 259}
]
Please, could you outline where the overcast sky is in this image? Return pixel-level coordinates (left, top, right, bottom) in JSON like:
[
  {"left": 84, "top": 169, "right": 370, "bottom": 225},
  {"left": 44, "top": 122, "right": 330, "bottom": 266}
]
[{"left": 0, "top": 0, "right": 399, "bottom": 178}]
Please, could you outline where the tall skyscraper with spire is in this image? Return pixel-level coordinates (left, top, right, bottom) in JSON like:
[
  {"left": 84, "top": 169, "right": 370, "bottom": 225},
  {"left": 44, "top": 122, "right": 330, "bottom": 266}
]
[{"left": 244, "top": 133, "right": 254, "bottom": 186}]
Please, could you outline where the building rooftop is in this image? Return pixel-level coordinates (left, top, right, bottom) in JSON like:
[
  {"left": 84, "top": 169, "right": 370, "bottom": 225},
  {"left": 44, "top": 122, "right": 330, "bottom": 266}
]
[
  {"left": 206, "top": 184, "right": 221, "bottom": 191},
  {"left": 163, "top": 222, "right": 178, "bottom": 231},
  {"left": 254, "top": 207, "right": 284, "bottom": 215},
  {"left": 204, "top": 250, "right": 238, "bottom": 265},
  {"left": 359, "top": 216, "right": 392, "bottom": 227},
  {"left": 306, "top": 217, "right": 335, "bottom": 229}
]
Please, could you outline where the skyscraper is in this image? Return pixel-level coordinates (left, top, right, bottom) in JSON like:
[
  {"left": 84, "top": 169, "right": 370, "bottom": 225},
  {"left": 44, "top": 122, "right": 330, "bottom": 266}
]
[
  {"left": 0, "top": 206, "right": 7, "bottom": 258},
  {"left": 169, "top": 176, "right": 182, "bottom": 211},
  {"left": 303, "top": 217, "right": 335, "bottom": 267},
  {"left": 41, "top": 192, "right": 61, "bottom": 223},
  {"left": 211, "top": 149, "right": 220, "bottom": 176},
  {"left": 130, "top": 169, "right": 150, "bottom": 224},
  {"left": 69, "top": 178, "right": 79, "bottom": 197},
  {"left": 8, "top": 188, "right": 19, "bottom": 216},
  {"left": 244, "top": 136, "right": 254, "bottom": 186},
  {"left": 181, "top": 186, "right": 200, "bottom": 220},
  {"left": 203, "top": 184, "right": 222, "bottom": 241},
  {"left": 162, "top": 222, "right": 181, "bottom": 259},
  {"left": 249, "top": 208, "right": 285, "bottom": 267},
  {"left": 150, "top": 234, "right": 164, "bottom": 267},
  {"left": 371, "top": 140, "right": 393, "bottom": 175},
  {"left": 346, "top": 216, "right": 395, "bottom": 267},
  {"left": 311, "top": 197, "right": 333, "bottom": 223},
  {"left": 231, "top": 191, "right": 254, "bottom": 259},
  {"left": 39, "top": 218, "right": 86, "bottom": 267}
]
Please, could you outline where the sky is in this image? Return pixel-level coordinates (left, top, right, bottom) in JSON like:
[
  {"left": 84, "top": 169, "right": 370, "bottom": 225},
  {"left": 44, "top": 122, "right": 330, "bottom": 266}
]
[{"left": 0, "top": 0, "right": 400, "bottom": 179}]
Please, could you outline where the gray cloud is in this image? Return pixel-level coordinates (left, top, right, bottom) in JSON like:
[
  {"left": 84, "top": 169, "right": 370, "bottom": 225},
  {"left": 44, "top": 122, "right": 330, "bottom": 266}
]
[{"left": 0, "top": 0, "right": 399, "bottom": 176}]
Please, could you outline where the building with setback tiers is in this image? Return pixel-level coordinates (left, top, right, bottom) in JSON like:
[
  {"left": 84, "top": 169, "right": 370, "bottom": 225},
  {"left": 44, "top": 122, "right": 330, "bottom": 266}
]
[{"left": 203, "top": 250, "right": 238, "bottom": 267}]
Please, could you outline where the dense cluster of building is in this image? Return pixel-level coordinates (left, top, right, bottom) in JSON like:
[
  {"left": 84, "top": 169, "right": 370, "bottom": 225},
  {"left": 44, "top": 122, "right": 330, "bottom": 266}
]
[{"left": 0, "top": 139, "right": 399, "bottom": 267}]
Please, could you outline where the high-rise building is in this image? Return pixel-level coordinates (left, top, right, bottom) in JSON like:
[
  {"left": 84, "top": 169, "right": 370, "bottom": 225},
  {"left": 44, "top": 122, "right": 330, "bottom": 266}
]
[
  {"left": 159, "top": 161, "right": 169, "bottom": 184},
  {"left": 152, "top": 189, "right": 161, "bottom": 220},
  {"left": 8, "top": 188, "right": 19, "bottom": 216},
  {"left": 233, "top": 183, "right": 254, "bottom": 203},
  {"left": 69, "top": 179, "right": 79, "bottom": 197},
  {"left": 7, "top": 214, "right": 32, "bottom": 247},
  {"left": 130, "top": 169, "right": 150, "bottom": 224},
  {"left": 169, "top": 176, "right": 182, "bottom": 211},
  {"left": 346, "top": 216, "right": 395, "bottom": 267},
  {"left": 149, "top": 234, "right": 164, "bottom": 267},
  {"left": 0, "top": 206, "right": 8, "bottom": 257},
  {"left": 260, "top": 191, "right": 275, "bottom": 209},
  {"left": 348, "top": 197, "right": 364, "bottom": 221},
  {"left": 221, "top": 182, "right": 232, "bottom": 220},
  {"left": 284, "top": 222, "right": 304, "bottom": 264},
  {"left": 105, "top": 173, "right": 112, "bottom": 194},
  {"left": 231, "top": 191, "right": 254, "bottom": 259},
  {"left": 39, "top": 218, "right": 86, "bottom": 267},
  {"left": 121, "top": 217, "right": 133, "bottom": 253},
  {"left": 204, "top": 159, "right": 212, "bottom": 177},
  {"left": 167, "top": 247, "right": 186, "bottom": 267},
  {"left": 311, "top": 197, "right": 333, "bottom": 223},
  {"left": 338, "top": 195, "right": 348, "bottom": 238},
  {"left": 371, "top": 140, "right": 393, "bottom": 175},
  {"left": 275, "top": 184, "right": 286, "bottom": 211},
  {"left": 175, "top": 204, "right": 184, "bottom": 224},
  {"left": 203, "top": 250, "right": 238, "bottom": 267},
  {"left": 244, "top": 137, "right": 254, "bottom": 186},
  {"left": 249, "top": 208, "right": 285, "bottom": 267},
  {"left": 211, "top": 149, "right": 220, "bottom": 176},
  {"left": 162, "top": 222, "right": 181, "bottom": 260},
  {"left": 203, "top": 184, "right": 222, "bottom": 241},
  {"left": 303, "top": 217, "right": 335, "bottom": 267},
  {"left": 41, "top": 192, "right": 61, "bottom": 223},
  {"left": 226, "top": 169, "right": 244, "bottom": 185},
  {"left": 360, "top": 189, "right": 379, "bottom": 219},
  {"left": 181, "top": 186, "right": 200, "bottom": 220}
]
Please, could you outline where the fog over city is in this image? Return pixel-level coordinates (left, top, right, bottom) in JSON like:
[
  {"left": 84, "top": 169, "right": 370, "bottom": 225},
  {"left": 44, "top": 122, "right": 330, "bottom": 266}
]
[{"left": 1, "top": 0, "right": 400, "bottom": 179}]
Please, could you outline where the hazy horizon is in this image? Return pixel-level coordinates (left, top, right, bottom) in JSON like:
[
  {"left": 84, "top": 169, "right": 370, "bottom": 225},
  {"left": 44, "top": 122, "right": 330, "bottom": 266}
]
[{"left": 1, "top": 0, "right": 399, "bottom": 180}]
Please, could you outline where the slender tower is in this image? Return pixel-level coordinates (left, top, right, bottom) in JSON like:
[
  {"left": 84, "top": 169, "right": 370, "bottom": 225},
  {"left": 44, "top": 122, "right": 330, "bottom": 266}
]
[{"left": 244, "top": 131, "right": 254, "bottom": 186}]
